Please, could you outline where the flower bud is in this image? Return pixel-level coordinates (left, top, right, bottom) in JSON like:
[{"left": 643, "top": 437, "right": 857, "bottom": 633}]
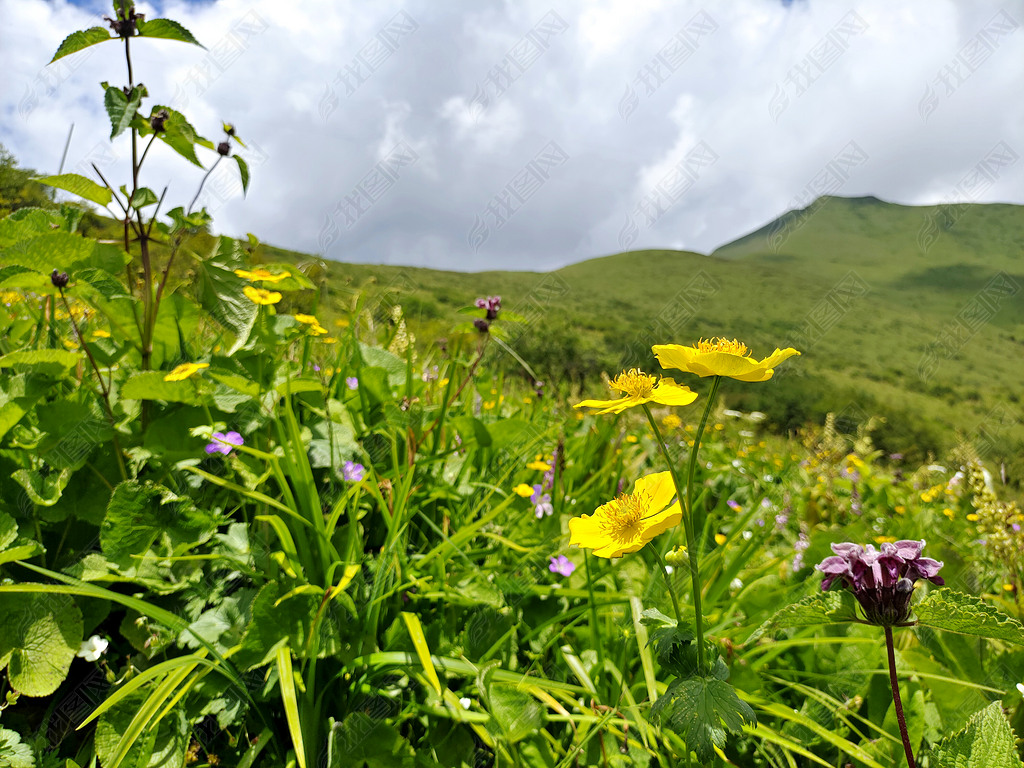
[
  {"left": 473, "top": 318, "right": 490, "bottom": 333},
  {"left": 150, "top": 109, "right": 169, "bottom": 133},
  {"left": 50, "top": 269, "right": 69, "bottom": 289},
  {"left": 217, "top": 141, "right": 231, "bottom": 157}
]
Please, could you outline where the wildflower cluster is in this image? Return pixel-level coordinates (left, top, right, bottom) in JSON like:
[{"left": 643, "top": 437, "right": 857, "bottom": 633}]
[{"left": 964, "top": 460, "right": 1024, "bottom": 578}]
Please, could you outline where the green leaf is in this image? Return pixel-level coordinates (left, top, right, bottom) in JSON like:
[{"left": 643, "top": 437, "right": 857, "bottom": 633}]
[
  {"left": 652, "top": 676, "right": 757, "bottom": 763},
  {"left": 135, "top": 18, "right": 204, "bottom": 47},
  {"left": 94, "top": 691, "right": 190, "bottom": 768},
  {"left": 0, "top": 349, "right": 81, "bottom": 376},
  {"left": 35, "top": 173, "right": 112, "bottom": 207},
  {"left": 103, "top": 83, "right": 146, "bottom": 139},
  {"left": 486, "top": 683, "right": 544, "bottom": 743},
  {"left": 0, "top": 593, "right": 82, "bottom": 697},
  {"left": 137, "top": 106, "right": 205, "bottom": 168},
  {"left": 915, "top": 589, "right": 1024, "bottom": 646},
  {"left": 100, "top": 480, "right": 221, "bottom": 564},
  {"left": 0, "top": 511, "right": 17, "bottom": 551},
  {"left": 50, "top": 26, "right": 112, "bottom": 63},
  {"left": 11, "top": 467, "right": 73, "bottom": 507},
  {"left": 234, "top": 154, "right": 250, "bottom": 195},
  {"left": 746, "top": 589, "right": 860, "bottom": 643},
  {"left": 0, "top": 727, "right": 35, "bottom": 768},
  {"left": 194, "top": 242, "right": 258, "bottom": 355},
  {"left": 121, "top": 371, "right": 202, "bottom": 404},
  {"left": 129, "top": 187, "right": 159, "bottom": 209},
  {"left": 929, "top": 701, "right": 1024, "bottom": 767},
  {"left": 359, "top": 344, "right": 407, "bottom": 386},
  {"left": 327, "top": 714, "right": 416, "bottom": 768}
]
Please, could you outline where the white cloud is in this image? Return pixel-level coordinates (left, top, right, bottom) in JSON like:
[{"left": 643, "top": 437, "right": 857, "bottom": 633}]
[{"left": 1, "top": 0, "right": 1022, "bottom": 270}]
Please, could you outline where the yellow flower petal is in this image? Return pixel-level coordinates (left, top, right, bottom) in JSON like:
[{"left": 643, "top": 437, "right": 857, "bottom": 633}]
[
  {"left": 163, "top": 362, "right": 209, "bottom": 382},
  {"left": 514, "top": 483, "right": 534, "bottom": 497},
  {"left": 235, "top": 268, "right": 290, "bottom": 283},
  {"left": 243, "top": 286, "right": 282, "bottom": 305},
  {"left": 527, "top": 461, "right": 552, "bottom": 472},
  {"left": 653, "top": 339, "right": 800, "bottom": 382},
  {"left": 574, "top": 369, "right": 697, "bottom": 414}
]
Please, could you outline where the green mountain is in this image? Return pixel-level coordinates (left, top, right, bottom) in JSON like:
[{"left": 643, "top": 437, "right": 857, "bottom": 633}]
[{"left": 265, "top": 195, "right": 1022, "bottom": 468}]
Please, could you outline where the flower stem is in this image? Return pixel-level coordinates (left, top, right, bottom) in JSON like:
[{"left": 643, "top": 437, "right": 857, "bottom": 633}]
[
  {"left": 642, "top": 403, "right": 706, "bottom": 673},
  {"left": 885, "top": 625, "right": 917, "bottom": 768},
  {"left": 650, "top": 546, "right": 683, "bottom": 625}
]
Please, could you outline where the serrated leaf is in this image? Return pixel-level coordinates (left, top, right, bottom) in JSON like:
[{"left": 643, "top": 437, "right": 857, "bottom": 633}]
[
  {"left": 0, "top": 511, "right": 17, "bottom": 551},
  {"left": 747, "top": 589, "right": 860, "bottom": 643},
  {"left": 0, "top": 593, "right": 82, "bottom": 697},
  {"left": 129, "top": 187, "right": 159, "bottom": 209},
  {"left": 234, "top": 154, "right": 249, "bottom": 195},
  {"left": 194, "top": 245, "right": 257, "bottom": 355},
  {"left": 11, "top": 467, "right": 73, "bottom": 507},
  {"left": 50, "top": 26, "right": 111, "bottom": 62},
  {"left": 35, "top": 174, "right": 112, "bottom": 207},
  {"left": 930, "top": 701, "right": 1024, "bottom": 768},
  {"left": 652, "top": 676, "right": 756, "bottom": 763},
  {"left": 121, "top": 371, "right": 202, "bottom": 404},
  {"left": 104, "top": 84, "right": 145, "bottom": 139},
  {"left": 0, "top": 727, "right": 35, "bottom": 768},
  {"left": 0, "top": 349, "right": 81, "bottom": 375},
  {"left": 135, "top": 18, "right": 203, "bottom": 47},
  {"left": 915, "top": 589, "right": 1024, "bottom": 646}
]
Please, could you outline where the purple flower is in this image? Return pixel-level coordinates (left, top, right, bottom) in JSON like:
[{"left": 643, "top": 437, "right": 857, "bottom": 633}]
[
  {"left": 532, "top": 484, "right": 553, "bottom": 518},
  {"left": 815, "top": 539, "right": 944, "bottom": 625},
  {"left": 346, "top": 377, "right": 358, "bottom": 390},
  {"left": 475, "top": 295, "right": 501, "bottom": 320},
  {"left": 343, "top": 461, "right": 365, "bottom": 482},
  {"left": 205, "top": 431, "right": 244, "bottom": 455},
  {"left": 727, "top": 500, "right": 742, "bottom": 512},
  {"left": 549, "top": 555, "right": 575, "bottom": 577}
]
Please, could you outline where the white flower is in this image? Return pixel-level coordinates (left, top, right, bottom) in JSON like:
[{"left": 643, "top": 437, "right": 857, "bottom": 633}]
[
  {"left": 747, "top": 411, "right": 767, "bottom": 423},
  {"left": 739, "top": 430, "right": 755, "bottom": 438},
  {"left": 459, "top": 697, "right": 472, "bottom": 710},
  {"left": 664, "top": 565, "right": 674, "bottom": 574},
  {"left": 742, "top": 530, "right": 753, "bottom": 540},
  {"left": 723, "top": 409, "right": 742, "bottom": 418},
  {"left": 730, "top": 578, "right": 744, "bottom": 591},
  {"left": 926, "top": 464, "right": 947, "bottom": 473},
  {"left": 77, "top": 635, "right": 108, "bottom": 662},
  {"left": 1016, "top": 683, "right": 1024, "bottom": 698}
]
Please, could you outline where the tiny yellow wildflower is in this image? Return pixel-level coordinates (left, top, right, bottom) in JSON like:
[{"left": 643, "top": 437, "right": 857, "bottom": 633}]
[
  {"left": 164, "top": 362, "right": 209, "bottom": 382},
  {"left": 323, "top": 337, "right": 338, "bottom": 344},
  {"left": 662, "top": 414, "right": 682, "bottom": 430},
  {"left": 514, "top": 483, "right": 534, "bottom": 497},
  {"left": 714, "top": 533, "right": 727, "bottom": 546},
  {"left": 527, "top": 461, "right": 552, "bottom": 472},
  {"left": 235, "top": 268, "right": 290, "bottom": 283},
  {"left": 625, "top": 435, "right": 638, "bottom": 443},
  {"left": 1004, "top": 584, "right": 1015, "bottom": 592},
  {"left": 966, "top": 513, "right": 980, "bottom": 521},
  {"left": 92, "top": 329, "right": 111, "bottom": 339},
  {"left": 943, "top": 508, "right": 955, "bottom": 518}
]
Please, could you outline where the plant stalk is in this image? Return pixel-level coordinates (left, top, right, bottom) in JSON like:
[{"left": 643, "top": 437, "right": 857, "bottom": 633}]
[{"left": 885, "top": 625, "right": 917, "bottom": 768}]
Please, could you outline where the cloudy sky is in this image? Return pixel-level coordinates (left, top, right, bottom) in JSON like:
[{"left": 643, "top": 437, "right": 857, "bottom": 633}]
[{"left": 2, "top": 0, "right": 1023, "bottom": 271}]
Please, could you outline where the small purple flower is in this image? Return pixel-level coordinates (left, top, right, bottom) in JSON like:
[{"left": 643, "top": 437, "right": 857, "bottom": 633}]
[
  {"left": 346, "top": 376, "right": 358, "bottom": 390},
  {"left": 343, "top": 461, "right": 365, "bottom": 482},
  {"left": 205, "top": 431, "right": 244, "bottom": 455},
  {"left": 549, "top": 555, "right": 575, "bottom": 577},
  {"left": 532, "top": 484, "right": 553, "bottom": 518},
  {"left": 727, "top": 500, "right": 742, "bottom": 512},
  {"left": 421, "top": 365, "right": 439, "bottom": 382},
  {"left": 473, "top": 318, "right": 490, "bottom": 333},
  {"left": 815, "top": 539, "right": 944, "bottom": 626},
  {"left": 475, "top": 295, "right": 501, "bottom": 320},
  {"left": 775, "top": 513, "right": 789, "bottom": 527}
]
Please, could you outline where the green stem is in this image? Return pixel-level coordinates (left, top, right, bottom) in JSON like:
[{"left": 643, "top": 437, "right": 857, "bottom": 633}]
[
  {"left": 885, "top": 625, "right": 917, "bottom": 768},
  {"left": 642, "top": 403, "right": 707, "bottom": 673},
  {"left": 583, "top": 551, "right": 604, "bottom": 666},
  {"left": 650, "top": 547, "right": 683, "bottom": 625}
]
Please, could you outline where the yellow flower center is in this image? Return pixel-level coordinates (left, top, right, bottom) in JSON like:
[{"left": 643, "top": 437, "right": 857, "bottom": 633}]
[
  {"left": 610, "top": 369, "right": 656, "bottom": 399},
  {"left": 694, "top": 337, "right": 749, "bottom": 356},
  {"left": 599, "top": 492, "right": 650, "bottom": 541}
]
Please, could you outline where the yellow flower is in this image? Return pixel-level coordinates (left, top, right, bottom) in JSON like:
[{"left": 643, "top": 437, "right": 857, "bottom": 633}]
[
  {"left": 243, "top": 286, "right": 282, "bottom": 305},
  {"left": 568, "top": 472, "right": 681, "bottom": 558},
  {"left": 653, "top": 338, "right": 800, "bottom": 382},
  {"left": 1004, "top": 583, "right": 1015, "bottom": 592},
  {"left": 164, "top": 362, "right": 209, "bottom": 382},
  {"left": 514, "top": 483, "right": 535, "bottom": 497},
  {"left": 966, "top": 513, "right": 979, "bottom": 521},
  {"left": 625, "top": 435, "right": 638, "bottom": 444},
  {"left": 235, "top": 268, "right": 290, "bottom": 283},
  {"left": 527, "top": 461, "right": 552, "bottom": 472},
  {"left": 294, "top": 313, "right": 319, "bottom": 324},
  {"left": 438, "top": 378, "right": 449, "bottom": 387},
  {"left": 574, "top": 369, "right": 697, "bottom": 415},
  {"left": 874, "top": 536, "right": 896, "bottom": 544},
  {"left": 334, "top": 318, "right": 350, "bottom": 327},
  {"left": 92, "top": 329, "right": 111, "bottom": 339},
  {"left": 714, "top": 533, "right": 727, "bottom": 546},
  {"left": 662, "top": 414, "right": 682, "bottom": 430}
]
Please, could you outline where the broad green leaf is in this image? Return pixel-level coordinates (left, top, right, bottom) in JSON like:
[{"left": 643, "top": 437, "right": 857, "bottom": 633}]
[
  {"left": 327, "top": 714, "right": 416, "bottom": 768},
  {"left": 0, "top": 727, "right": 35, "bottom": 768},
  {"left": 35, "top": 174, "right": 112, "bottom": 207},
  {"left": 915, "top": 589, "right": 1024, "bottom": 646},
  {"left": 929, "top": 701, "right": 1024, "bottom": 767},
  {"left": 103, "top": 83, "right": 146, "bottom": 139},
  {"left": 0, "top": 593, "right": 82, "bottom": 697},
  {"left": 11, "top": 467, "right": 73, "bottom": 506},
  {"left": 747, "top": 589, "right": 859, "bottom": 643},
  {"left": 50, "top": 27, "right": 111, "bottom": 62},
  {"left": 194, "top": 239, "right": 258, "bottom": 354},
  {"left": 452, "top": 415, "right": 492, "bottom": 449},
  {"left": 0, "top": 512, "right": 17, "bottom": 551},
  {"left": 129, "top": 187, "right": 159, "bottom": 209},
  {"left": 486, "top": 683, "right": 544, "bottom": 743},
  {"left": 652, "top": 676, "right": 757, "bottom": 763},
  {"left": 0, "top": 349, "right": 81, "bottom": 375},
  {"left": 234, "top": 154, "right": 249, "bottom": 195},
  {"left": 359, "top": 344, "right": 407, "bottom": 386},
  {"left": 136, "top": 106, "right": 205, "bottom": 167},
  {"left": 100, "top": 480, "right": 221, "bottom": 563},
  {"left": 121, "top": 371, "right": 202, "bottom": 404},
  {"left": 135, "top": 18, "right": 203, "bottom": 47}
]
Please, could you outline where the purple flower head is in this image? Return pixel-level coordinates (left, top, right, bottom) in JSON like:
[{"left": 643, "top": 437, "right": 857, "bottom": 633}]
[
  {"left": 343, "top": 461, "right": 365, "bottom": 482},
  {"left": 475, "top": 295, "right": 501, "bottom": 320},
  {"left": 531, "top": 484, "right": 553, "bottom": 518},
  {"left": 473, "top": 318, "right": 490, "bottom": 333},
  {"left": 549, "top": 555, "right": 575, "bottom": 578},
  {"left": 727, "top": 500, "right": 742, "bottom": 512},
  {"left": 205, "top": 431, "right": 244, "bottom": 455},
  {"left": 346, "top": 376, "right": 359, "bottom": 390},
  {"left": 815, "top": 539, "right": 944, "bottom": 625}
]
